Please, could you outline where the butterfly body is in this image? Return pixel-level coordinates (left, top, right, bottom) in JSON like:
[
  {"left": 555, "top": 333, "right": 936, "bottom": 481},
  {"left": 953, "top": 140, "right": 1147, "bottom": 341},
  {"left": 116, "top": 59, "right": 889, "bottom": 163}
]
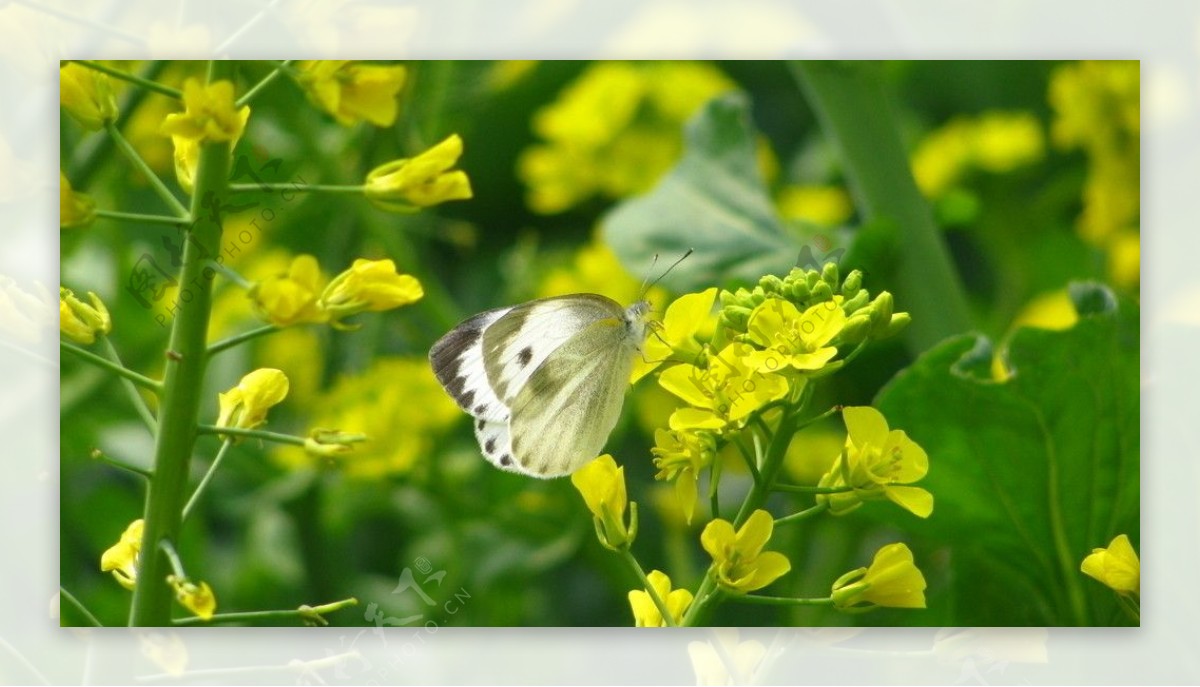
[{"left": 430, "top": 294, "right": 649, "bottom": 478}]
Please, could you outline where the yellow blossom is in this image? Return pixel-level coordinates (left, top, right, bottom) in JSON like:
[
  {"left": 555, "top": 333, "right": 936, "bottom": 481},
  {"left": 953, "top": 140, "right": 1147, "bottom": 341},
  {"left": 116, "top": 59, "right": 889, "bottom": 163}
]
[
  {"left": 1081, "top": 534, "right": 1139, "bottom": 595},
  {"left": 297, "top": 60, "right": 408, "bottom": 127},
  {"left": 777, "top": 185, "right": 853, "bottom": 227},
  {"left": 160, "top": 79, "right": 250, "bottom": 143},
  {"left": 99, "top": 519, "right": 143, "bottom": 590},
  {"left": 60, "top": 172, "right": 96, "bottom": 228},
  {"left": 364, "top": 134, "right": 473, "bottom": 211},
  {"left": 317, "top": 258, "right": 423, "bottom": 328},
  {"left": 832, "top": 542, "right": 927, "bottom": 610},
  {"left": 632, "top": 287, "right": 717, "bottom": 383},
  {"left": 249, "top": 254, "right": 328, "bottom": 326},
  {"left": 215, "top": 368, "right": 289, "bottom": 434},
  {"left": 60, "top": 63, "right": 118, "bottom": 130},
  {"left": 570, "top": 454, "right": 635, "bottom": 550},
  {"left": 167, "top": 575, "right": 216, "bottom": 620},
  {"left": 651, "top": 428, "right": 715, "bottom": 524},
  {"left": 59, "top": 287, "right": 111, "bottom": 345},
  {"left": 700, "top": 509, "right": 791, "bottom": 593},
  {"left": 628, "top": 570, "right": 693, "bottom": 627},
  {"left": 742, "top": 298, "right": 846, "bottom": 374},
  {"left": 659, "top": 343, "right": 789, "bottom": 433},
  {"left": 818, "top": 406, "right": 932, "bottom": 518}
]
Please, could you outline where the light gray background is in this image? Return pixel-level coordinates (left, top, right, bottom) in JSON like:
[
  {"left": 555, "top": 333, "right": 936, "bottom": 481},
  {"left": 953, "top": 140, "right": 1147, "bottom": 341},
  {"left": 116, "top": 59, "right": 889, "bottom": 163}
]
[{"left": 4, "top": 0, "right": 1193, "bottom": 683}]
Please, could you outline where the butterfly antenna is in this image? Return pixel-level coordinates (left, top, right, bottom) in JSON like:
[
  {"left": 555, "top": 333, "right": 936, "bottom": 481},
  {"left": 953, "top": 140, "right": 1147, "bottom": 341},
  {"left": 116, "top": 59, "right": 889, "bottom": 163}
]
[{"left": 640, "top": 248, "right": 694, "bottom": 298}]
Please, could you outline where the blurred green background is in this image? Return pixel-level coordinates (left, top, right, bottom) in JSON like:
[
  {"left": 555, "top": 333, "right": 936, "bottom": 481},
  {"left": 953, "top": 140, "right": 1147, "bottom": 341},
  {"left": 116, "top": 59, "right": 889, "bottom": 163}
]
[{"left": 59, "top": 60, "right": 1139, "bottom": 627}]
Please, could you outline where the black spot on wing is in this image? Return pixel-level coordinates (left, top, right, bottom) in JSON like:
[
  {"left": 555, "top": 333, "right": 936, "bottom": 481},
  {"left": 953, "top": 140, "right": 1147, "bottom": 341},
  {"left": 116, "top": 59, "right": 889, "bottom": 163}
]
[
  {"left": 460, "top": 390, "right": 475, "bottom": 409},
  {"left": 517, "top": 346, "right": 533, "bottom": 367},
  {"left": 485, "top": 437, "right": 496, "bottom": 454},
  {"left": 475, "top": 404, "right": 488, "bottom": 415},
  {"left": 476, "top": 418, "right": 485, "bottom": 430},
  {"left": 499, "top": 454, "right": 512, "bottom": 466},
  {"left": 445, "top": 376, "right": 467, "bottom": 404}
]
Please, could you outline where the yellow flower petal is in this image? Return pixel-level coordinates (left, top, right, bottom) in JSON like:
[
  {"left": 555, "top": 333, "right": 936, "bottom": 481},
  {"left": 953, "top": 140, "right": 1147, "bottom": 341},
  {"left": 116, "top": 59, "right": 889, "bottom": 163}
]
[{"left": 1081, "top": 534, "right": 1139, "bottom": 594}]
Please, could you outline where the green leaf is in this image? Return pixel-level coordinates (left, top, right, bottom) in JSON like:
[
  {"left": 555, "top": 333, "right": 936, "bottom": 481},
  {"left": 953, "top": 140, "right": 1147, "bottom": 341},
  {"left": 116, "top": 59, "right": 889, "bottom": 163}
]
[
  {"left": 876, "top": 283, "right": 1138, "bottom": 625},
  {"left": 602, "top": 92, "right": 802, "bottom": 292}
]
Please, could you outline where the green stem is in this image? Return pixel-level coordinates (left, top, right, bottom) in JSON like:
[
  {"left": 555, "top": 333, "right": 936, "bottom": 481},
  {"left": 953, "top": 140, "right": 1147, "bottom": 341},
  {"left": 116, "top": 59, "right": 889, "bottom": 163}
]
[
  {"left": 59, "top": 587, "right": 103, "bottom": 627},
  {"left": 104, "top": 120, "right": 190, "bottom": 218},
  {"left": 60, "top": 340, "right": 162, "bottom": 391},
  {"left": 206, "top": 324, "right": 281, "bottom": 358},
  {"left": 158, "top": 538, "right": 187, "bottom": 578},
  {"left": 235, "top": 60, "right": 292, "bottom": 108},
  {"left": 790, "top": 61, "right": 972, "bottom": 351},
  {"left": 196, "top": 424, "right": 307, "bottom": 446},
  {"left": 206, "top": 259, "right": 254, "bottom": 290},
  {"left": 709, "top": 453, "right": 722, "bottom": 520},
  {"left": 91, "top": 448, "right": 153, "bottom": 479},
  {"left": 730, "top": 594, "right": 834, "bottom": 607},
  {"left": 228, "top": 182, "right": 364, "bottom": 194},
  {"left": 733, "top": 407, "right": 803, "bottom": 528},
  {"left": 74, "top": 60, "right": 183, "bottom": 99},
  {"left": 680, "top": 570, "right": 721, "bottom": 627},
  {"left": 773, "top": 502, "right": 830, "bottom": 527},
  {"left": 94, "top": 209, "right": 191, "bottom": 226},
  {"left": 732, "top": 435, "right": 761, "bottom": 483},
  {"left": 1038, "top": 410, "right": 1090, "bottom": 625},
  {"left": 72, "top": 61, "right": 168, "bottom": 187},
  {"left": 130, "top": 61, "right": 235, "bottom": 628},
  {"left": 173, "top": 597, "right": 359, "bottom": 626},
  {"left": 181, "top": 438, "right": 234, "bottom": 521},
  {"left": 98, "top": 335, "right": 157, "bottom": 432},
  {"left": 618, "top": 548, "right": 677, "bottom": 627}
]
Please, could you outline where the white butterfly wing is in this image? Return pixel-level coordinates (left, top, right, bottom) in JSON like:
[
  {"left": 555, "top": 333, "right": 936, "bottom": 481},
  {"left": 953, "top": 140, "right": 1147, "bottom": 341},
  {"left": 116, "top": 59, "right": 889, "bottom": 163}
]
[{"left": 429, "top": 306, "right": 512, "bottom": 424}]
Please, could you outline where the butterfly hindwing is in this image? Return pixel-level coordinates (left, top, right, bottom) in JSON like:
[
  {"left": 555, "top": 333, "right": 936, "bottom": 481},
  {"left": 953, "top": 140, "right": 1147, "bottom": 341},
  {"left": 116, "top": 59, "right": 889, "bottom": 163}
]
[{"left": 429, "top": 306, "right": 511, "bottom": 424}]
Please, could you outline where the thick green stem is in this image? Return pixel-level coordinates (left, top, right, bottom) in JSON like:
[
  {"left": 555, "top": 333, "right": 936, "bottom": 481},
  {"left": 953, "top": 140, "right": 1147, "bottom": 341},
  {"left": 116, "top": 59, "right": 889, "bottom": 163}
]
[
  {"left": 129, "top": 62, "right": 234, "bottom": 627},
  {"left": 791, "top": 61, "right": 972, "bottom": 351}
]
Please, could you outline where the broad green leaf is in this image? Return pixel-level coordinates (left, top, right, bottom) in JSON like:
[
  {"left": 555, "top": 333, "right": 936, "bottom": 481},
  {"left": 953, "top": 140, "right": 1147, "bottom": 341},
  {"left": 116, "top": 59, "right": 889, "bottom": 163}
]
[
  {"left": 602, "top": 93, "right": 803, "bottom": 291},
  {"left": 876, "top": 283, "right": 1138, "bottom": 625}
]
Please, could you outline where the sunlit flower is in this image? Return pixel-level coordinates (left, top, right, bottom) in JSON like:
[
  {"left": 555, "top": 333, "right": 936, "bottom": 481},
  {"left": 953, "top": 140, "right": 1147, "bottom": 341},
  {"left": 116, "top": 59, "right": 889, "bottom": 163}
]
[
  {"left": 742, "top": 298, "right": 846, "bottom": 374},
  {"left": 570, "top": 454, "right": 634, "bottom": 550},
  {"left": 60, "top": 172, "right": 96, "bottom": 228},
  {"left": 817, "top": 406, "right": 933, "bottom": 518},
  {"left": 215, "top": 368, "right": 289, "bottom": 434},
  {"left": 832, "top": 542, "right": 927, "bottom": 610},
  {"left": 317, "top": 258, "right": 423, "bottom": 328},
  {"left": 99, "top": 519, "right": 143, "bottom": 590},
  {"left": 1081, "top": 534, "right": 1139, "bottom": 595},
  {"left": 60, "top": 63, "right": 118, "bottom": 130},
  {"left": 59, "top": 287, "right": 111, "bottom": 345},
  {"left": 364, "top": 134, "right": 473, "bottom": 211},
  {"left": 167, "top": 575, "right": 216, "bottom": 620},
  {"left": 249, "top": 254, "right": 328, "bottom": 326},
  {"left": 659, "top": 343, "right": 789, "bottom": 433},
  {"left": 700, "top": 509, "right": 791, "bottom": 593},
  {"left": 160, "top": 79, "right": 250, "bottom": 143},
  {"left": 632, "top": 287, "right": 717, "bottom": 383},
  {"left": 628, "top": 570, "right": 693, "bottom": 627},
  {"left": 297, "top": 60, "right": 408, "bottom": 127},
  {"left": 651, "top": 428, "right": 715, "bottom": 524}
]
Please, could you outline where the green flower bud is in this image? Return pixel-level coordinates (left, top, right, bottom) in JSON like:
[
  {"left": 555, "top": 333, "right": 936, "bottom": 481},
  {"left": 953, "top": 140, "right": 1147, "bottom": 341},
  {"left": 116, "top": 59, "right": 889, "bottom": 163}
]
[
  {"left": 869, "top": 291, "right": 895, "bottom": 334},
  {"left": 821, "top": 262, "right": 840, "bottom": 290},
  {"left": 842, "top": 270, "right": 863, "bottom": 298},
  {"left": 879, "top": 312, "right": 912, "bottom": 339},
  {"left": 758, "top": 274, "right": 785, "bottom": 295},
  {"left": 718, "top": 289, "right": 739, "bottom": 308},
  {"left": 787, "top": 279, "right": 811, "bottom": 303},
  {"left": 811, "top": 281, "right": 833, "bottom": 303},
  {"left": 839, "top": 314, "right": 873, "bottom": 345},
  {"left": 842, "top": 289, "right": 871, "bottom": 315},
  {"left": 805, "top": 270, "right": 821, "bottom": 289}
]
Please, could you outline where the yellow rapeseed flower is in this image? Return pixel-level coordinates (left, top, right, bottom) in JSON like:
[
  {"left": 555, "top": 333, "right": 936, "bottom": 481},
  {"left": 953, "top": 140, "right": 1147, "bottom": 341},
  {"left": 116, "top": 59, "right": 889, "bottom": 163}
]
[
  {"left": 776, "top": 185, "right": 853, "bottom": 227},
  {"left": 628, "top": 570, "right": 693, "bottom": 627},
  {"left": 700, "top": 509, "right": 791, "bottom": 593},
  {"left": 60, "top": 63, "right": 118, "bottom": 131},
  {"left": 297, "top": 60, "right": 408, "bottom": 127},
  {"left": 659, "top": 343, "right": 789, "bottom": 433},
  {"left": 215, "top": 368, "right": 289, "bottom": 434},
  {"left": 570, "top": 454, "right": 634, "bottom": 550},
  {"left": 632, "top": 287, "right": 717, "bottom": 383},
  {"left": 167, "top": 575, "right": 217, "bottom": 620},
  {"left": 99, "top": 519, "right": 143, "bottom": 590},
  {"left": 651, "top": 428, "right": 715, "bottom": 524},
  {"left": 742, "top": 298, "right": 846, "bottom": 374},
  {"left": 317, "top": 258, "right": 423, "bottom": 328},
  {"left": 249, "top": 254, "right": 328, "bottom": 326},
  {"left": 818, "top": 406, "right": 932, "bottom": 518},
  {"left": 1081, "top": 534, "right": 1139, "bottom": 595},
  {"left": 364, "top": 134, "right": 473, "bottom": 212},
  {"left": 59, "top": 287, "right": 111, "bottom": 345},
  {"left": 160, "top": 79, "right": 249, "bottom": 143},
  {"left": 60, "top": 172, "right": 96, "bottom": 228},
  {"left": 832, "top": 542, "right": 927, "bottom": 610}
]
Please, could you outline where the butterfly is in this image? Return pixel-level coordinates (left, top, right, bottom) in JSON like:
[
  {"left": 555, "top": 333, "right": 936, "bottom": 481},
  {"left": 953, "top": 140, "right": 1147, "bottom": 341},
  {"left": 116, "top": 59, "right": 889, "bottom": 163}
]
[{"left": 429, "top": 294, "right": 651, "bottom": 478}]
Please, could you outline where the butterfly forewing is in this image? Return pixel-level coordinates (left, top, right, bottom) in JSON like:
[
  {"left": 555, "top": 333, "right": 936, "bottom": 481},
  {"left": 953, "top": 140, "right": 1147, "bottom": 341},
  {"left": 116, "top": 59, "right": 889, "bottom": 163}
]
[{"left": 429, "top": 306, "right": 512, "bottom": 423}]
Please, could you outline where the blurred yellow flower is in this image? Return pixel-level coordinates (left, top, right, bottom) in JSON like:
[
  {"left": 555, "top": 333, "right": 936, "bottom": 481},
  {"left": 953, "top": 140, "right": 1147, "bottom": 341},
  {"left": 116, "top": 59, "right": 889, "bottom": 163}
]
[
  {"left": 742, "top": 299, "right": 846, "bottom": 374},
  {"left": 364, "top": 134, "right": 473, "bottom": 211},
  {"left": 60, "top": 172, "right": 96, "bottom": 228},
  {"left": 659, "top": 344, "right": 789, "bottom": 433},
  {"left": 60, "top": 63, "right": 118, "bottom": 130},
  {"left": 1081, "top": 534, "right": 1139, "bottom": 595},
  {"left": 571, "top": 454, "right": 634, "bottom": 550},
  {"left": 318, "top": 258, "right": 424, "bottom": 328},
  {"left": 777, "top": 185, "right": 853, "bottom": 227},
  {"left": 59, "top": 287, "right": 111, "bottom": 345},
  {"left": 215, "top": 368, "right": 289, "bottom": 434},
  {"left": 160, "top": 79, "right": 250, "bottom": 143},
  {"left": 167, "top": 576, "right": 216, "bottom": 620},
  {"left": 518, "top": 61, "right": 734, "bottom": 213},
  {"left": 250, "top": 254, "right": 328, "bottom": 327},
  {"left": 700, "top": 509, "right": 791, "bottom": 593},
  {"left": 911, "top": 111, "right": 1044, "bottom": 197},
  {"left": 628, "top": 570, "right": 693, "bottom": 627},
  {"left": 817, "top": 406, "right": 933, "bottom": 518},
  {"left": 832, "top": 542, "right": 927, "bottom": 610},
  {"left": 297, "top": 60, "right": 408, "bottom": 127},
  {"left": 632, "top": 287, "right": 717, "bottom": 383},
  {"left": 651, "top": 428, "right": 716, "bottom": 524},
  {"left": 99, "top": 518, "right": 143, "bottom": 590}
]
